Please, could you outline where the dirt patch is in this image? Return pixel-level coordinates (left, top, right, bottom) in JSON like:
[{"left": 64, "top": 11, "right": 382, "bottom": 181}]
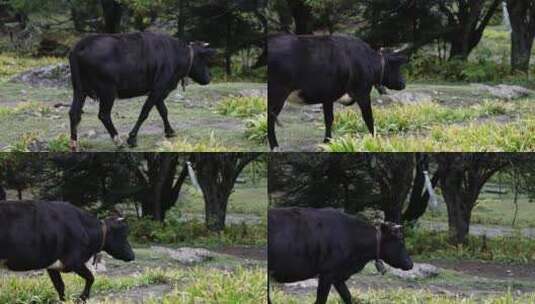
[
  {"left": 213, "top": 246, "right": 266, "bottom": 261},
  {"left": 430, "top": 260, "right": 535, "bottom": 280},
  {"left": 92, "top": 284, "right": 173, "bottom": 304}
]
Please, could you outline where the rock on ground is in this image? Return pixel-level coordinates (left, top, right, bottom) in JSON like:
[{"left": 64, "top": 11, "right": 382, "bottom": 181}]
[
  {"left": 151, "top": 246, "right": 217, "bottom": 265},
  {"left": 472, "top": 84, "right": 533, "bottom": 100},
  {"left": 386, "top": 263, "right": 440, "bottom": 280},
  {"left": 10, "top": 63, "right": 70, "bottom": 88},
  {"left": 377, "top": 91, "right": 434, "bottom": 105}
]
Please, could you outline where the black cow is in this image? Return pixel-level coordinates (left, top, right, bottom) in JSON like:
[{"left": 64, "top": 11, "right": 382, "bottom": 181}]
[
  {"left": 268, "top": 34, "right": 408, "bottom": 150},
  {"left": 0, "top": 201, "right": 135, "bottom": 301},
  {"left": 69, "top": 32, "right": 217, "bottom": 151},
  {"left": 268, "top": 207, "right": 413, "bottom": 304}
]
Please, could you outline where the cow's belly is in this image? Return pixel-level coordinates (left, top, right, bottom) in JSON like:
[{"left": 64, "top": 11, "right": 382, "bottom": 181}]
[{"left": 286, "top": 89, "right": 346, "bottom": 105}]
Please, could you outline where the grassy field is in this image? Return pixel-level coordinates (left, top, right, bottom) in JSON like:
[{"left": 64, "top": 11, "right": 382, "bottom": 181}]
[
  {"left": 0, "top": 247, "right": 266, "bottom": 304},
  {"left": 421, "top": 191, "right": 535, "bottom": 229},
  {"left": 0, "top": 55, "right": 267, "bottom": 152}
]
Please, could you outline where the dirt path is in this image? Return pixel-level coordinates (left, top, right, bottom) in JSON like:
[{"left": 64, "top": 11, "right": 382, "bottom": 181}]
[{"left": 420, "top": 220, "right": 535, "bottom": 238}]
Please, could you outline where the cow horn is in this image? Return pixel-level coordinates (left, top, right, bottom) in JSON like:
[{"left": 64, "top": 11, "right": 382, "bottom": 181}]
[
  {"left": 202, "top": 42, "right": 210, "bottom": 47},
  {"left": 394, "top": 43, "right": 412, "bottom": 53},
  {"left": 117, "top": 217, "right": 125, "bottom": 222},
  {"left": 393, "top": 224, "right": 402, "bottom": 229}
]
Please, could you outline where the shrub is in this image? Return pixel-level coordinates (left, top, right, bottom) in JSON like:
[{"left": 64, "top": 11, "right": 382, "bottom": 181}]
[
  {"left": 216, "top": 96, "right": 266, "bottom": 118},
  {"left": 244, "top": 113, "right": 267, "bottom": 143}
]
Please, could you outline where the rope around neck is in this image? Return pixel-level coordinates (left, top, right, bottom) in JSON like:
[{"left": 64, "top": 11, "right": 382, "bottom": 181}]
[{"left": 181, "top": 45, "right": 195, "bottom": 91}]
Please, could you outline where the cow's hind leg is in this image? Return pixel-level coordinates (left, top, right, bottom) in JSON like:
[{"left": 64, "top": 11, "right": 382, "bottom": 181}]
[
  {"left": 315, "top": 276, "right": 332, "bottom": 304},
  {"left": 322, "top": 102, "right": 334, "bottom": 143},
  {"left": 97, "top": 92, "right": 122, "bottom": 147},
  {"left": 268, "top": 83, "right": 290, "bottom": 151},
  {"left": 69, "top": 92, "right": 87, "bottom": 152},
  {"left": 155, "top": 100, "right": 175, "bottom": 138},
  {"left": 333, "top": 281, "right": 353, "bottom": 304},
  {"left": 47, "top": 270, "right": 66, "bottom": 301},
  {"left": 74, "top": 264, "right": 94, "bottom": 301}
]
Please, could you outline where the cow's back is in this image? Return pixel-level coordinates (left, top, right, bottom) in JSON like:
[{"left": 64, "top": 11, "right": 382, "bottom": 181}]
[
  {"left": 268, "top": 35, "right": 374, "bottom": 103},
  {"left": 71, "top": 32, "right": 184, "bottom": 99},
  {"left": 0, "top": 201, "right": 96, "bottom": 271},
  {"left": 268, "top": 207, "right": 374, "bottom": 282}
]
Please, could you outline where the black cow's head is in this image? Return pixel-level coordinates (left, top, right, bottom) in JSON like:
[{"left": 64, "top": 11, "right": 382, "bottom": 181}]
[
  {"left": 382, "top": 51, "right": 408, "bottom": 91},
  {"left": 188, "top": 42, "right": 217, "bottom": 85},
  {"left": 103, "top": 217, "right": 135, "bottom": 262},
  {"left": 379, "top": 222, "right": 413, "bottom": 271}
]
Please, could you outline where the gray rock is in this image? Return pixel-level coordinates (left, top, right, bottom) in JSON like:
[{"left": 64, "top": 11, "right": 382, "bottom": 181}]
[
  {"left": 151, "top": 246, "right": 217, "bottom": 265},
  {"left": 11, "top": 63, "right": 70, "bottom": 88},
  {"left": 284, "top": 278, "right": 317, "bottom": 289},
  {"left": 472, "top": 84, "right": 533, "bottom": 100},
  {"left": 387, "top": 263, "right": 440, "bottom": 280},
  {"left": 377, "top": 92, "right": 434, "bottom": 105},
  {"left": 239, "top": 88, "right": 267, "bottom": 98}
]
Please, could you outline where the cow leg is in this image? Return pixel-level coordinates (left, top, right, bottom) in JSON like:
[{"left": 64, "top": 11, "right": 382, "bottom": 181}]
[
  {"left": 69, "top": 92, "right": 86, "bottom": 152},
  {"left": 127, "top": 91, "right": 163, "bottom": 147},
  {"left": 322, "top": 102, "right": 334, "bottom": 143},
  {"left": 268, "top": 84, "right": 290, "bottom": 151},
  {"left": 97, "top": 96, "right": 122, "bottom": 147},
  {"left": 315, "top": 276, "right": 332, "bottom": 304},
  {"left": 47, "top": 270, "right": 66, "bottom": 301},
  {"left": 74, "top": 264, "right": 94, "bottom": 301},
  {"left": 333, "top": 281, "right": 353, "bottom": 304},
  {"left": 356, "top": 94, "right": 375, "bottom": 136},
  {"left": 155, "top": 101, "right": 175, "bottom": 138}
]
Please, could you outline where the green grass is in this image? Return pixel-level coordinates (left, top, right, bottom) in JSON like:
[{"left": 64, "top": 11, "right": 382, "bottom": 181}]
[
  {"left": 216, "top": 96, "right": 266, "bottom": 118},
  {"left": 423, "top": 192, "right": 535, "bottom": 228},
  {"left": 322, "top": 119, "right": 535, "bottom": 152},
  {"left": 271, "top": 288, "right": 535, "bottom": 304},
  {"left": 244, "top": 113, "right": 268, "bottom": 143},
  {"left": 0, "top": 54, "right": 63, "bottom": 79},
  {"left": 158, "top": 132, "right": 235, "bottom": 152},
  {"left": 0, "top": 266, "right": 266, "bottom": 304},
  {"left": 406, "top": 229, "right": 535, "bottom": 264},
  {"left": 179, "top": 183, "right": 268, "bottom": 217},
  {"left": 332, "top": 101, "right": 513, "bottom": 135}
]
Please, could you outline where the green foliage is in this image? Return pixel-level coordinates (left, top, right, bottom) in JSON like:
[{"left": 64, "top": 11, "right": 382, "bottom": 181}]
[
  {"left": 332, "top": 101, "right": 512, "bottom": 135},
  {"left": 216, "top": 96, "right": 266, "bottom": 118},
  {"left": 272, "top": 288, "right": 535, "bottom": 304},
  {"left": 47, "top": 134, "right": 71, "bottom": 152},
  {"left": 159, "top": 133, "right": 234, "bottom": 152},
  {"left": 0, "top": 55, "right": 63, "bottom": 78},
  {"left": 153, "top": 267, "right": 266, "bottom": 304},
  {"left": 406, "top": 229, "right": 535, "bottom": 264},
  {"left": 322, "top": 119, "right": 535, "bottom": 152},
  {"left": 129, "top": 218, "right": 267, "bottom": 247},
  {"left": 244, "top": 113, "right": 267, "bottom": 143}
]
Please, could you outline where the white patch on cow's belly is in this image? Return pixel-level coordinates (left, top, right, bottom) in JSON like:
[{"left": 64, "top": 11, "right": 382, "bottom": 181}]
[
  {"left": 336, "top": 94, "right": 352, "bottom": 104},
  {"left": 47, "top": 260, "right": 64, "bottom": 270},
  {"left": 286, "top": 90, "right": 306, "bottom": 105}
]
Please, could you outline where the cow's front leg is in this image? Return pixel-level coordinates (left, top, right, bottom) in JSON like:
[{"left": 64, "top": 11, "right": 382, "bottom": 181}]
[
  {"left": 155, "top": 101, "right": 176, "bottom": 138},
  {"left": 333, "top": 281, "right": 353, "bottom": 304},
  {"left": 315, "top": 276, "right": 332, "bottom": 304},
  {"left": 69, "top": 92, "right": 86, "bottom": 152},
  {"left": 356, "top": 94, "right": 375, "bottom": 136},
  {"left": 47, "top": 270, "right": 66, "bottom": 301},
  {"left": 322, "top": 102, "right": 334, "bottom": 143},
  {"left": 74, "top": 265, "right": 94, "bottom": 301}
]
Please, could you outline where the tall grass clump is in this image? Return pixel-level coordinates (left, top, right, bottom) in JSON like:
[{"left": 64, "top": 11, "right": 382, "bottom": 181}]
[
  {"left": 216, "top": 96, "right": 266, "bottom": 118},
  {"left": 245, "top": 113, "right": 267, "bottom": 143},
  {"left": 159, "top": 132, "right": 233, "bottom": 152}
]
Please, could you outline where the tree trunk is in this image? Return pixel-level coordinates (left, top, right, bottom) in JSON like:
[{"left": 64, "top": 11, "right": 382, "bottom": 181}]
[
  {"left": 101, "top": 0, "right": 122, "bottom": 33},
  {"left": 402, "top": 154, "right": 440, "bottom": 223},
  {"left": 507, "top": 0, "right": 535, "bottom": 72},
  {"left": 17, "top": 189, "right": 22, "bottom": 200},
  {"left": 287, "top": 0, "right": 314, "bottom": 34},
  {"left": 176, "top": 0, "right": 187, "bottom": 38},
  {"left": 225, "top": 15, "right": 233, "bottom": 76},
  {"left": 0, "top": 185, "right": 5, "bottom": 200}
]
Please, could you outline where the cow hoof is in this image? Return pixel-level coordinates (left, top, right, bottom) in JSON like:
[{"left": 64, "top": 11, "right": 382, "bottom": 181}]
[
  {"left": 323, "top": 137, "right": 332, "bottom": 144},
  {"left": 165, "top": 130, "right": 177, "bottom": 138},
  {"left": 69, "top": 140, "right": 78, "bottom": 152},
  {"left": 271, "top": 146, "right": 281, "bottom": 152},
  {"left": 127, "top": 137, "right": 137, "bottom": 147},
  {"left": 113, "top": 135, "right": 124, "bottom": 147}
]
